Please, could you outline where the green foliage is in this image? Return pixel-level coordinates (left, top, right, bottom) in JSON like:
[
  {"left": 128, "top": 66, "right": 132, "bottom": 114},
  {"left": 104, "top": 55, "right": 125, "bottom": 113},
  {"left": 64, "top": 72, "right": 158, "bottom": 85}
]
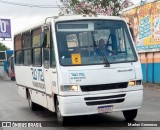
[{"left": 0, "top": 43, "right": 10, "bottom": 51}]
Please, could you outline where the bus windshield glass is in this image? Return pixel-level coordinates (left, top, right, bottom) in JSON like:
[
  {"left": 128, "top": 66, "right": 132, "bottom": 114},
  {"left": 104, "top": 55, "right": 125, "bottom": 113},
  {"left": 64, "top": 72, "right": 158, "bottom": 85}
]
[{"left": 56, "top": 20, "right": 137, "bottom": 66}]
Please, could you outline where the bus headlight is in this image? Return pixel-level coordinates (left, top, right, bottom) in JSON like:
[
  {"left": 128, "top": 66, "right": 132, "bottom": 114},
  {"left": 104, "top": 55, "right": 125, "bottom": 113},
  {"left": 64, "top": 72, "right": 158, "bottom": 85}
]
[
  {"left": 129, "top": 80, "right": 142, "bottom": 86},
  {"left": 129, "top": 81, "right": 135, "bottom": 86},
  {"left": 61, "top": 85, "right": 80, "bottom": 92}
]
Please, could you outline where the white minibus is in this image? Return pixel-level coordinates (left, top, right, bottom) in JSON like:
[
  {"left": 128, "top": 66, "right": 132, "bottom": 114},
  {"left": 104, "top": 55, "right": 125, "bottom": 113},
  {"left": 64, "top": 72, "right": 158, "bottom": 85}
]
[{"left": 14, "top": 15, "right": 143, "bottom": 124}]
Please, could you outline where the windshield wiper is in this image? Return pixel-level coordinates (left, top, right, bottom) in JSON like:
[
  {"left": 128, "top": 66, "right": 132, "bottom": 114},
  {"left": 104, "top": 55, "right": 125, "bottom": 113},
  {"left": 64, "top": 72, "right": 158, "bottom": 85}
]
[{"left": 91, "top": 32, "right": 110, "bottom": 67}]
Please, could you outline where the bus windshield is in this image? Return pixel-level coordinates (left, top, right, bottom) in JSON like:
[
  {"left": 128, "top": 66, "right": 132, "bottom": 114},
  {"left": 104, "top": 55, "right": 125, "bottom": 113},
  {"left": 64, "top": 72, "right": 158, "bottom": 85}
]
[{"left": 56, "top": 20, "right": 137, "bottom": 66}]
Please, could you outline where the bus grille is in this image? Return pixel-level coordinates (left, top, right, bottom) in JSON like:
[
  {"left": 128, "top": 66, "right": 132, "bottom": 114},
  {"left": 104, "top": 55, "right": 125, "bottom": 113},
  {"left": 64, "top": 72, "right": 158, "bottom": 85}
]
[
  {"left": 84, "top": 94, "right": 126, "bottom": 106},
  {"left": 80, "top": 82, "right": 128, "bottom": 92}
]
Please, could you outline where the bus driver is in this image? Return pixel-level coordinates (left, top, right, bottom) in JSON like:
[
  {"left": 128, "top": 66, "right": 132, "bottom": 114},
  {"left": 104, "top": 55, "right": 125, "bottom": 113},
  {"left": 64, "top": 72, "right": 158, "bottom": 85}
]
[{"left": 96, "top": 39, "right": 115, "bottom": 56}]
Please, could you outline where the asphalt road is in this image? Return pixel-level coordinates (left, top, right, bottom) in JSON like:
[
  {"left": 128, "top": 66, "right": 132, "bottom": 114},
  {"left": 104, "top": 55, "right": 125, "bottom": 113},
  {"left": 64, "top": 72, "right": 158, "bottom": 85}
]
[{"left": 0, "top": 79, "right": 160, "bottom": 130}]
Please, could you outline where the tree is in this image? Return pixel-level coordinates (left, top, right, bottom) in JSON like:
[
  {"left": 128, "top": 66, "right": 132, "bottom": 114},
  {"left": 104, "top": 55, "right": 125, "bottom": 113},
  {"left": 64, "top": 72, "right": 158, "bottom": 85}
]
[
  {"left": 0, "top": 43, "right": 10, "bottom": 51},
  {"left": 59, "top": 0, "right": 134, "bottom": 16}
]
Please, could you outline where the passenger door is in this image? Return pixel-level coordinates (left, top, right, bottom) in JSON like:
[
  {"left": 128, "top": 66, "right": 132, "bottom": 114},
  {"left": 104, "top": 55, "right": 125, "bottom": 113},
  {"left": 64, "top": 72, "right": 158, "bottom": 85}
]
[{"left": 43, "top": 26, "right": 56, "bottom": 112}]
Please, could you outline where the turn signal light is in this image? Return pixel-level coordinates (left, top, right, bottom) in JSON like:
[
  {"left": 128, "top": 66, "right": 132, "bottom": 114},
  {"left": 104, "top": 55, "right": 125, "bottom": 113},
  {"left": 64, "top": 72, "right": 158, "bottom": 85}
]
[{"left": 136, "top": 80, "right": 142, "bottom": 85}]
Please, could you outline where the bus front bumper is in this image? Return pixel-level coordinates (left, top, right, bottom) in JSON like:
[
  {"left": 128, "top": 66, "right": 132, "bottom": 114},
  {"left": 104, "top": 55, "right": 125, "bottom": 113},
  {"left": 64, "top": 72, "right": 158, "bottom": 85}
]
[{"left": 58, "top": 90, "right": 143, "bottom": 117}]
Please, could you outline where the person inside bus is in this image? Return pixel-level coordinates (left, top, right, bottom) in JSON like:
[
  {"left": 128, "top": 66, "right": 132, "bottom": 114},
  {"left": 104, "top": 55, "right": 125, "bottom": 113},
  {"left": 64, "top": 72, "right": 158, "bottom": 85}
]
[{"left": 94, "top": 39, "right": 115, "bottom": 56}]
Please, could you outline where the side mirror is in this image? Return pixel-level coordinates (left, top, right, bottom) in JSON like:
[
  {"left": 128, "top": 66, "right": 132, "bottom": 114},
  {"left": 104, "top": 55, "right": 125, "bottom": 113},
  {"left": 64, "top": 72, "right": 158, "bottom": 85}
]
[{"left": 40, "top": 32, "right": 47, "bottom": 47}]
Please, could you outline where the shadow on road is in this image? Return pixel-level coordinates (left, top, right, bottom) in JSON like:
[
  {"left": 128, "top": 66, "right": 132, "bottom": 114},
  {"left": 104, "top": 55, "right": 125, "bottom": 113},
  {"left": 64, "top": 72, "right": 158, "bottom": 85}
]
[{"left": 26, "top": 108, "right": 135, "bottom": 127}]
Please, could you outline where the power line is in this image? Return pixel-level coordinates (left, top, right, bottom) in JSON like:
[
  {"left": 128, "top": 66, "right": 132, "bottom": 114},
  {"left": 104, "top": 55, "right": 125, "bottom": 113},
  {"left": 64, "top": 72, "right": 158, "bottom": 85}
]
[{"left": 0, "top": 0, "right": 61, "bottom": 8}]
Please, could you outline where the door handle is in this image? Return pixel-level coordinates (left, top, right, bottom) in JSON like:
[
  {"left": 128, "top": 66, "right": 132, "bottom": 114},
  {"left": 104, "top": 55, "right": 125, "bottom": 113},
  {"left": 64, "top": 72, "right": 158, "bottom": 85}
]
[{"left": 52, "top": 69, "right": 57, "bottom": 73}]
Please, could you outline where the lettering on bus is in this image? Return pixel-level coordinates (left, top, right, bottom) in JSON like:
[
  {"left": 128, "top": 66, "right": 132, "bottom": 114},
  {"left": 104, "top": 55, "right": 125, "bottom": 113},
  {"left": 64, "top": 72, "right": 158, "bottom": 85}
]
[
  {"left": 70, "top": 72, "right": 86, "bottom": 82},
  {"left": 31, "top": 68, "right": 45, "bottom": 89},
  {"left": 32, "top": 81, "right": 45, "bottom": 89},
  {"left": 31, "top": 68, "right": 44, "bottom": 81}
]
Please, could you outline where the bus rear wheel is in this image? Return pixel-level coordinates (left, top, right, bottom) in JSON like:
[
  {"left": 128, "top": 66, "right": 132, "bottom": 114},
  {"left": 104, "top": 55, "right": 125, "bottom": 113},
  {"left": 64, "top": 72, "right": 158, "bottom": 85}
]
[
  {"left": 27, "top": 92, "right": 38, "bottom": 111},
  {"left": 123, "top": 109, "right": 138, "bottom": 121}
]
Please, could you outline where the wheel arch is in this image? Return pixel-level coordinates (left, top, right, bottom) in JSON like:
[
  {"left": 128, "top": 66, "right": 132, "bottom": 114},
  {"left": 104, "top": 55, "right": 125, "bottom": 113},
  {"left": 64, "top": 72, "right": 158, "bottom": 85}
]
[{"left": 54, "top": 94, "right": 58, "bottom": 111}]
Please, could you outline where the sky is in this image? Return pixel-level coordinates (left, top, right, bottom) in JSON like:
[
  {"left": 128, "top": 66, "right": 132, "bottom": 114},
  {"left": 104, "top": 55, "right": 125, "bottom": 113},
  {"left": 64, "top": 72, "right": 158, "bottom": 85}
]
[{"left": 0, "top": 0, "right": 141, "bottom": 50}]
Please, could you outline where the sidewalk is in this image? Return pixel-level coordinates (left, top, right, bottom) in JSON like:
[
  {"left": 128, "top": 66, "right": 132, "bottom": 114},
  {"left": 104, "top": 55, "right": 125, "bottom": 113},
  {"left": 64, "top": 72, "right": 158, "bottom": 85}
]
[
  {"left": 0, "top": 72, "right": 10, "bottom": 81},
  {"left": 143, "top": 82, "right": 160, "bottom": 89}
]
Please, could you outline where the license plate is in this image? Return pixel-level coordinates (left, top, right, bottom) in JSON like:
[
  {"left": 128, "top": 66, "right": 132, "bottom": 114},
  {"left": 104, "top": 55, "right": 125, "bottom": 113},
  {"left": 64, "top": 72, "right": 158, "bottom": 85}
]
[{"left": 97, "top": 105, "right": 113, "bottom": 113}]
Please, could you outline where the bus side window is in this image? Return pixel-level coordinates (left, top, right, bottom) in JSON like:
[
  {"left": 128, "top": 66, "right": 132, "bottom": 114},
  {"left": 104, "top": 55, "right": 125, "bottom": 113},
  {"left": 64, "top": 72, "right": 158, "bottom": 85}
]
[
  {"left": 32, "top": 28, "right": 42, "bottom": 66},
  {"left": 23, "top": 31, "right": 32, "bottom": 66},
  {"left": 14, "top": 35, "right": 23, "bottom": 65},
  {"left": 43, "top": 30, "right": 50, "bottom": 69}
]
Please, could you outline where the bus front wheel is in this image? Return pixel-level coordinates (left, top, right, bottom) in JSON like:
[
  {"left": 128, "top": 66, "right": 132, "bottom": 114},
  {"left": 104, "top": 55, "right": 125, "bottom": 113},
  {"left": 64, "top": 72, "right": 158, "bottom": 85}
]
[
  {"left": 123, "top": 109, "right": 138, "bottom": 121},
  {"left": 28, "top": 92, "right": 38, "bottom": 111},
  {"left": 56, "top": 99, "right": 67, "bottom": 125}
]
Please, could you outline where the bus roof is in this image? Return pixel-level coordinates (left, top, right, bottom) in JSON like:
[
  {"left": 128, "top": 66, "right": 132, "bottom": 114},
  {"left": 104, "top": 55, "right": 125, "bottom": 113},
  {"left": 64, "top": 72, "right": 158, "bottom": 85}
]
[
  {"left": 14, "top": 15, "right": 125, "bottom": 36},
  {"left": 53, "top": 15, "right": 123, "bottom": 22}
]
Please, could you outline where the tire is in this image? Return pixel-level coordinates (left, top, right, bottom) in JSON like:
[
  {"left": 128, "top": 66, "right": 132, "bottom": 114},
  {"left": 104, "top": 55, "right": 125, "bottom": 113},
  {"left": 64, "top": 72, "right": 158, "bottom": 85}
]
[
  {"left": 56, "top": 99, "right": 67, "bottom": 125},
  {"left": 123, "top": 109, "right": 138, "bottom": 121},
  {"left": 27, "top": 92, "right": 38, "bottom": 111}
]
